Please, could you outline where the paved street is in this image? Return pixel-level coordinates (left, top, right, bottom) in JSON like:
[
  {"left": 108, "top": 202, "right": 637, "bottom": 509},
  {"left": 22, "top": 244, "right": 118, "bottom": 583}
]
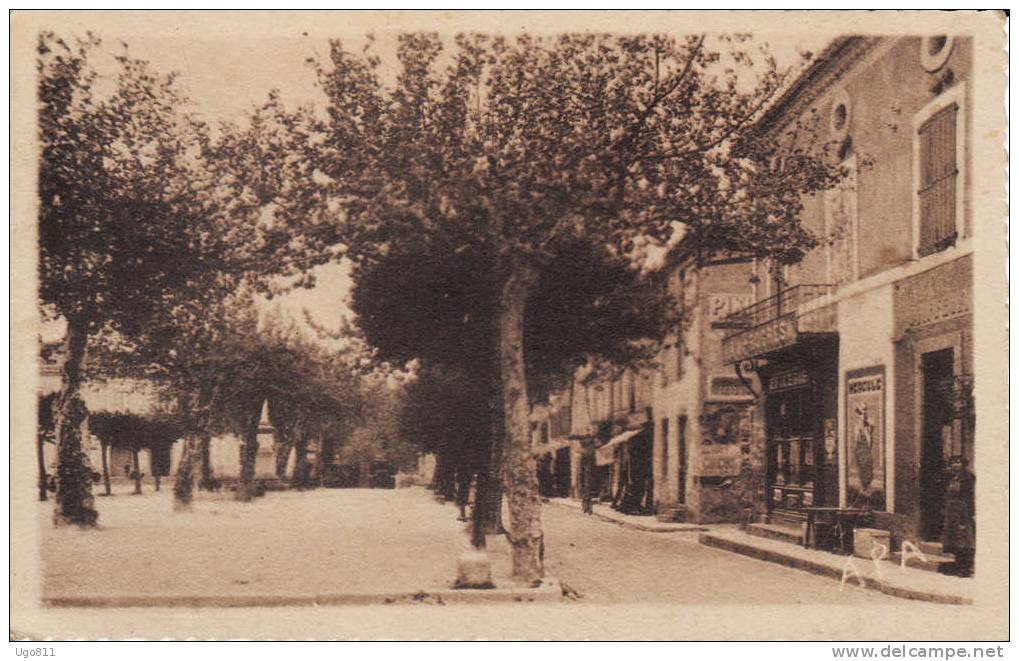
[
  {"left": 41, "top": 485, "right": 900, "bottom": 606},
  {"left": 20, "top": 487, "right": 996, "bottom": 639},
  {"left": 540, "top": 502, "right": 895, "bottom": 605}
]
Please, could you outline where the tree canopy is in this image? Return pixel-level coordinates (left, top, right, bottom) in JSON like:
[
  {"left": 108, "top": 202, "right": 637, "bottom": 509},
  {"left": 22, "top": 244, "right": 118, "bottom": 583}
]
[{"left": 293, "top": 32, "right": 845, "bottom": 581}]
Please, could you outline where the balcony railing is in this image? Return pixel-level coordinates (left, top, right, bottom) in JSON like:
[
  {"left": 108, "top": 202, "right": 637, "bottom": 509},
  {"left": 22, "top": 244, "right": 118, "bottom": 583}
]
[{"left": 723, "top": 284, "right": 834, "bottom": 334}]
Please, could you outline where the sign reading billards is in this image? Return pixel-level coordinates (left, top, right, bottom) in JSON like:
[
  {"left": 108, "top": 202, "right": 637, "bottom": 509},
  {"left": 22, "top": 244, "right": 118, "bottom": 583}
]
[{"left": 723, "top": 316, "right": 798, "bottom": 363}]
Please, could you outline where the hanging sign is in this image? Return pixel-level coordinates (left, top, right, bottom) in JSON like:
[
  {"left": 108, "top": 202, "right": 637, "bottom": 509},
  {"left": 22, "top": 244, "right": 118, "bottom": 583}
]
[{"left": 722, "top": 315, "right": 798, "bottom": 364}]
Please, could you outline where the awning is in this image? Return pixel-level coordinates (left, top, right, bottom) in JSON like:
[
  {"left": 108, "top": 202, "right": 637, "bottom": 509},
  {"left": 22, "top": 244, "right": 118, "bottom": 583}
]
[{"left": 595, "top": 428, "right": 642, "bottom": 466}]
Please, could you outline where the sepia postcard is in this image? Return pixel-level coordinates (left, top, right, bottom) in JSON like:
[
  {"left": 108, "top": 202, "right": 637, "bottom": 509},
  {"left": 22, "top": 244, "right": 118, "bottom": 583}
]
[{"left": 9, "top": 9, "right": 1009, "bottom": 644}]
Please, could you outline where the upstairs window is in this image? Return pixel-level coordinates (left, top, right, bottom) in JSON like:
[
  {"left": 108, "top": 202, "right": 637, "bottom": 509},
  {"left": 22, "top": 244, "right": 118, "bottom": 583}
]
[{"left": 917, "top": 103, "right": 959, "bottom": 256}]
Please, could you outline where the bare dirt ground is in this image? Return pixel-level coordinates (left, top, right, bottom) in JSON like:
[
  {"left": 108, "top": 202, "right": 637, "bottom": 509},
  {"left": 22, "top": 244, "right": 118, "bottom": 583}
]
[{"left": 42, "top": 486, "right": 478, "bottom": 601}]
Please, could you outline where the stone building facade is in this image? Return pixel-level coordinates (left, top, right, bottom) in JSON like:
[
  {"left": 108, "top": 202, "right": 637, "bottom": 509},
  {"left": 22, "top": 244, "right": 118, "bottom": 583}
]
[
  {"left": 535, "top": 36, "right": 976, "bottom": 556},
  {"left": 719, "top": 36, "right": 975, "bottom": 549},
  {"left": 651, "top": 256, "right": 757, "bottom": 523}
]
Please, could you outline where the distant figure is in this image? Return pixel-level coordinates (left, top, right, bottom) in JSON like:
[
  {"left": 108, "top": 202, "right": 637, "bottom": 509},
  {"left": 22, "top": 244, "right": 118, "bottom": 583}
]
[
  {"left": 581, "top": 461, "right": 594, "bottom": 515},
  {"left": 941, "top": 455, "right": 975, "bottom": 577},
  {"left": 732, "top": 445, "right": 763, "bottom": 528},
  {"left": 455, "top": 467, "right": 471, "bottom": 522}
]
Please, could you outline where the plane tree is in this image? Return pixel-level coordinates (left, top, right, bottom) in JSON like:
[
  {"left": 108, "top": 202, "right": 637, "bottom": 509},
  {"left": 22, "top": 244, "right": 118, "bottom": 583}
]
[
  {"left": 285, "top": 32, "right": 843, "bottom": 581},
  {"left": 352, "top": 235, "right": 677, "bottom": 537},
  {"left": 39, "top": 32, "right": 324, "bottom": 523}
]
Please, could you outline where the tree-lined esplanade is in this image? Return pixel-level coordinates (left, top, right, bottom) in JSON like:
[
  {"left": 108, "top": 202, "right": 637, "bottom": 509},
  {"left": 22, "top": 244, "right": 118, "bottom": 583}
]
[{"left": 40, "top": 32, "right": 845, "bottom": 583}]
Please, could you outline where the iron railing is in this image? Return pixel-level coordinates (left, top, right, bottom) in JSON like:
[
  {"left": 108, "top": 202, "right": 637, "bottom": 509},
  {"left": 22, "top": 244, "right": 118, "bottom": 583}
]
[{"left": 723, "top": 284, "right": 834, "bottom": 334}]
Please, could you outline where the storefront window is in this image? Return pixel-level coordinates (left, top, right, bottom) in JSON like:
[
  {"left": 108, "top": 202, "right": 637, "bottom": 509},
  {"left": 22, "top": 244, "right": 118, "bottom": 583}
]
[{"left": 765, "top": 370, "right": 820, "bottom": 512}]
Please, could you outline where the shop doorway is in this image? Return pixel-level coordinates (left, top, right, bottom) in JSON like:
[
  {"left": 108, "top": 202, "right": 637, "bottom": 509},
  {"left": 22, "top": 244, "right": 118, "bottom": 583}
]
[
  {"left": 764, "top": 368, "right": 838, "bottom": 518},
  {"left": 537, "top": 454, "right": 554, "bottom": 497},
  {"left": 920, "top": 348, "right": 954, "bottom": 540},
  {"left": 553, "top": 446, "right": 572, "bottom": 497},
  {"left": 765, "top": 382, "right": 819, "bottom": 517},
  {"left": 676, "top": 415, "right": 687, "bottom": 505},
  {"left": 613, "top": 429, "right": 654, "bottom": 515}
]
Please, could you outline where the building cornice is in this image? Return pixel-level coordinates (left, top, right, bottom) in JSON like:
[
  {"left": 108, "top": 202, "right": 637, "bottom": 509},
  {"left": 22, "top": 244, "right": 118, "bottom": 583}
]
[{"left": 754, "top": 36, "right": 887, "bottom": 138}]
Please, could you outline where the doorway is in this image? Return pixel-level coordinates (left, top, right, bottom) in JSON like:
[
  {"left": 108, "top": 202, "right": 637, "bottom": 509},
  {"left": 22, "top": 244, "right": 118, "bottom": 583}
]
[
  {"left": 676, "top": 415, "right": 687, "bottom": 505},
  {"left": 920, "top": 348, "right": 954, "bottom": 540}
]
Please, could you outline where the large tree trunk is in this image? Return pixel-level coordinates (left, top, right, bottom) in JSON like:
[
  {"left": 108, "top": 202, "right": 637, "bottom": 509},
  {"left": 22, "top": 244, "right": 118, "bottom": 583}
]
[
  {"left": 37, "top": 432, "right": 49, "bottom": 502},
  {"left": 316, "top": 435, "right": 334, "bottom": 486},
  {"left": 291, "top": 434, "right": 310, "bottom": 489},
  {"left": 498, "top": 265, "right": 543, "bottom": 584},
  {"left": 173, "top": 433, "right": 201, "bottom": 510},
  {"left": 236, "top": 425, "right": 259, "bottom": 502},
  {"left": 273, "top": 427, "right": 291, "bottom": 480},
  {"left": 53, "top": 319, "right": 98, "bottom": 527},
  {"left": 131, "top": 447, "right": 142, "bottom": 495},
  {"left": 99, "top": 439, "right": 111, "bottom": 496},
  {"left": 434, "top": 450, "right": 457, "bottom": 501},
  {"left": 198, "top": 434, "right": 215, "bottom": 490},
  {"left": 472, "top": 349, "right": 506, "bottom": 541},
  {"left": 485, "top": 335, "right": 507, "bottom": 534}
]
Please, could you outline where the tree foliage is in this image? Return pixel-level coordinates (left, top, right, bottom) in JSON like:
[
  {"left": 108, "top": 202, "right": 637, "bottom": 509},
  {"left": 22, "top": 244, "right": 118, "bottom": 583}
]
[
  {"left": 293, "top": 32, "right": 845, "bottom": 580},
  {"left": 37, "top": 31, "right": 361, "bottom": 518}
]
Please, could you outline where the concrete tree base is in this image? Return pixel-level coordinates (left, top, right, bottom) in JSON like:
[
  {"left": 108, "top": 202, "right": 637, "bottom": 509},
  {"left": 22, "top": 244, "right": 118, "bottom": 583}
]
[{"left": 454, "top": 549, "right": 494, "bottom": 589}]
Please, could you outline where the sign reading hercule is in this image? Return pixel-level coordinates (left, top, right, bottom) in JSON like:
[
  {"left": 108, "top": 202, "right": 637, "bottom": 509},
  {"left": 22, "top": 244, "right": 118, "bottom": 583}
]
[{"left": 845, "top": 366, "right": 886, "bottom": 511}]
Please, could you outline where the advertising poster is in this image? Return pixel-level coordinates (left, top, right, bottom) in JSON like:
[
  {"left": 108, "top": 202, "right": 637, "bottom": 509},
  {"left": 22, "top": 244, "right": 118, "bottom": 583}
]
[
  {"left": 700, "top": 403, "right": 750, "bottom": 476},
  {"left": 845, "top": 366, "right": 886, "bottom": 510}
]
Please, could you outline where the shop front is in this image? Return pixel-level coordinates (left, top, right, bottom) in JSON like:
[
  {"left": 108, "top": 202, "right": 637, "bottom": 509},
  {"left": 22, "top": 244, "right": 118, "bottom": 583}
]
[
  {"left": 757, "top": 341, "right": 840, "bottom": 522},
  {"left": 891, "top": 255, "right": 974, "bottom": 549},
  {"left": 721, "top": 285, "right": 839, "bottom": 527},
  {"left": 595, "top": 425, "right": 654, "bottom": 515}
]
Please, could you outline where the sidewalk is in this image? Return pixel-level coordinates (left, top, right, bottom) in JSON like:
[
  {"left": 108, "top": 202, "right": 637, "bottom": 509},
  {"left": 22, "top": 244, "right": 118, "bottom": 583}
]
[
  {"left": 699, "top": 527, "right": 976, "bottom": 605},
  {"left": 548, "top": 497, "right": 706, "bottom": 533},
  {"left": 41, "top": 487, "right": 560, "bottom": 607}
]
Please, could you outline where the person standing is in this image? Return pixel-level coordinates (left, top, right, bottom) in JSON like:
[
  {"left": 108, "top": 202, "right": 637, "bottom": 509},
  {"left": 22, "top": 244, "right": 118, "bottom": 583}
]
[
  {"left": 941, "top": 455, "right": 976, "bottom": 577},
  {"left": 581, "top": 457, "right": 594, "bottom": 515},
  {"left": 455, "top": 466, "right": 472, "bottom": 522}
]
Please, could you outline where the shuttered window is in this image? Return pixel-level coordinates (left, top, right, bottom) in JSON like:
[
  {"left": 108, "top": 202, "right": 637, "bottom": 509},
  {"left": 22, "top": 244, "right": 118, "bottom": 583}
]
[{"left": 917, "top": 103, "right": 959, "bottom": 256}]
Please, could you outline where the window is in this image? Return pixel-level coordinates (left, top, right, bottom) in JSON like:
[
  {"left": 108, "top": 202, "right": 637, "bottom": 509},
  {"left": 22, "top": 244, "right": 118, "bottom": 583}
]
[
  {"left": 921, "top": 35, "right": 954, "bottom": 73},
  {"left": 918, "top": 104, "right": 958, "bottom": 255},
  {"left": 829, "top": 88, "right": 851, "bottom": 140},
  {"left": 628, "top": 374, "right": 636, "bottom": 413},
  {"left": 913, "top": 84, "right": 965, "bottom": 259}
]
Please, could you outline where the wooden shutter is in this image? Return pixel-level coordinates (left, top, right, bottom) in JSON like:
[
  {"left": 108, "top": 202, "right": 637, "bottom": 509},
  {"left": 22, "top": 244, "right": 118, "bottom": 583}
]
[{"left": 917, "top": 103, "right": 959, "bottom": 256}]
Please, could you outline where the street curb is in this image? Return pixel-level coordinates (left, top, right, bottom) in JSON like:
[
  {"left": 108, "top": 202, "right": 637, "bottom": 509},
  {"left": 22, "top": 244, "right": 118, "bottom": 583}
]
[
  {"left": 548, "top": 499, "right": 707, "bottom": 533},
  {"left": 42, "top": 579, "right": 565, "bottom": 609},
  {"left": 698, "top": 533, "right": 972, "bottom": 605}
]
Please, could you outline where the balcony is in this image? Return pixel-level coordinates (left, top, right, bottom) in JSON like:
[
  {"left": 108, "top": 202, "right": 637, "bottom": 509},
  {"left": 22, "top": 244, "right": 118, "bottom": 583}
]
[
  {"left": 723, "top": 284, "right": 834, "bottom": 332},
  {"left": 722, "top": 284, "right": 835, "bottom": 364}
]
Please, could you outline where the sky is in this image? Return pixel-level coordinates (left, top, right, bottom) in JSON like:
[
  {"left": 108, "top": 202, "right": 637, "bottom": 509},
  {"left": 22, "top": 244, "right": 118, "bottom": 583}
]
[{"left": 37, "top": 12, "right": 832, "bottom": 344}]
